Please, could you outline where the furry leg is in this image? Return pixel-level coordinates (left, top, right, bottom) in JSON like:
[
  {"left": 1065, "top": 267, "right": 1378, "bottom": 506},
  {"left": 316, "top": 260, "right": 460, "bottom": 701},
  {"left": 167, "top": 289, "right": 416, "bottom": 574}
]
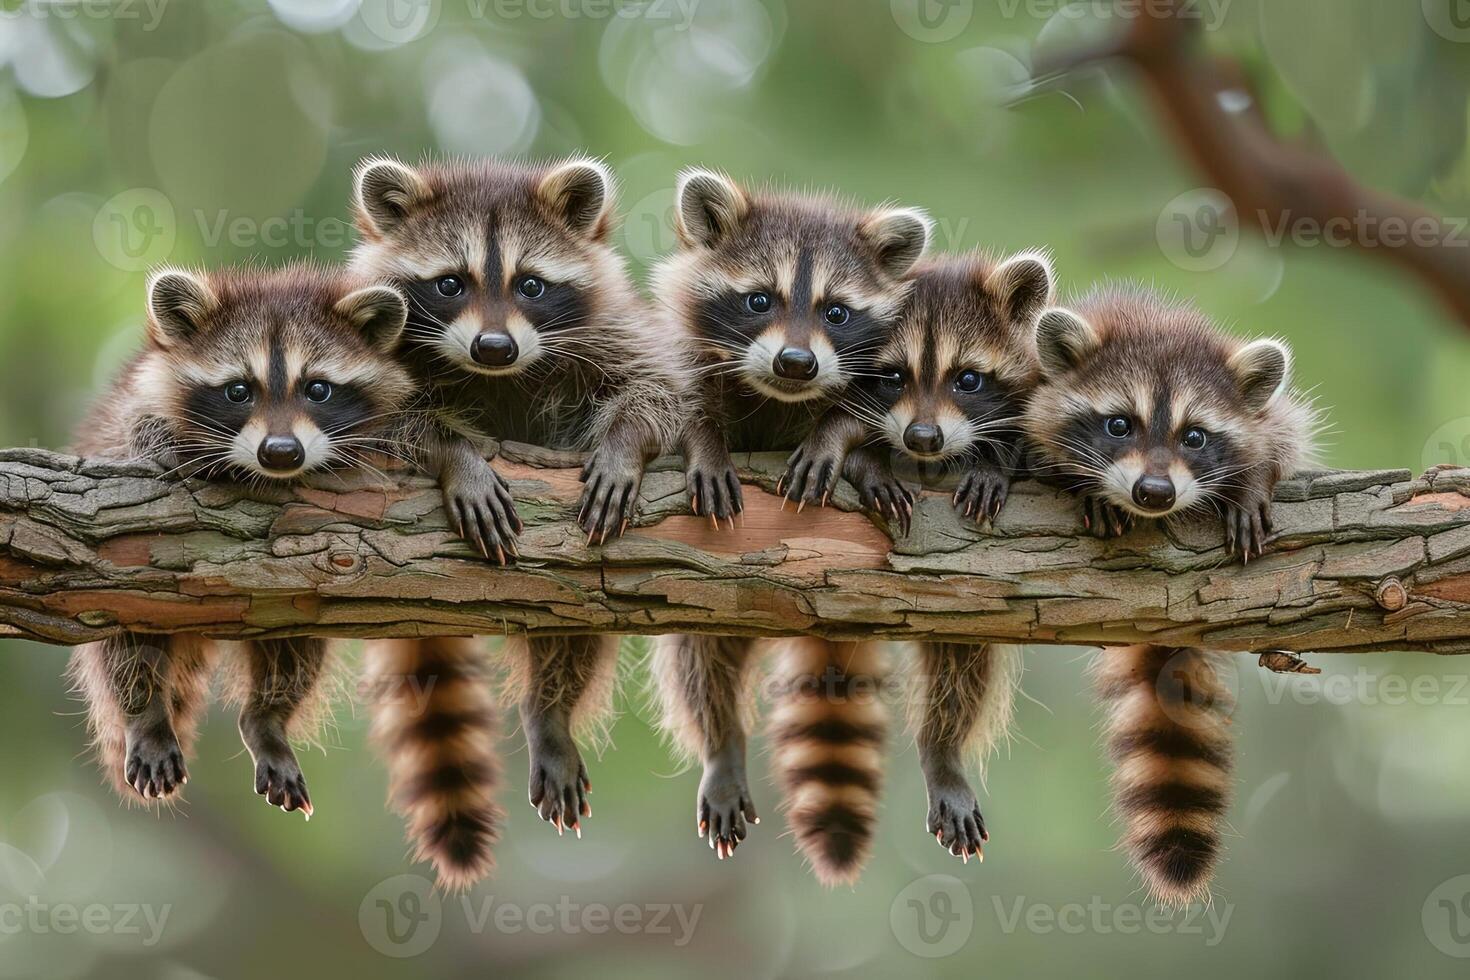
[{"left": 233, "top": 637, "right": 330, "bottom": 818}]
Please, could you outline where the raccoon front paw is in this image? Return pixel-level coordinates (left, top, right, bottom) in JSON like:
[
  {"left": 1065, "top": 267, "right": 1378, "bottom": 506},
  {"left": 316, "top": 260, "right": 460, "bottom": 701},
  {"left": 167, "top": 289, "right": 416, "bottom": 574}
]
[
  {"left": 1222, "top": 494, "right": 1273, "bottom": 562},
  {"left": 953, "top": 465, "right": 1011, "bottom": 525},
  {"left": 926, "top": 774, "right": 987, "bottom": 862},
  {"left": 443, "top": 461, "right": 522, "bottom": 565},
  {"left": 851, "top": 471, "right": 913, "bottom": 535},
  {"left": 686, "top": 456, "right": 743, "bottom": 530},
  {"left": 252, "top": 746, "right": 313, "bottom": 818},
  {"left": 1081, "top": 495, "right": 1133, "bottom": 539},
  {"left": 579, "top": 448, "right": 645, "bottom": 544},
  {"left": 698, "top": 756, "right": 758, "bottom": 860},
  {"left": 124, "top": 727, "right": 187, "bottom": 800},
  {"left": 777, "top": 443, "right": 843, "bottom": 512},
  {"left": 528, "top": 734, "right": 591, "bottom": 837}
]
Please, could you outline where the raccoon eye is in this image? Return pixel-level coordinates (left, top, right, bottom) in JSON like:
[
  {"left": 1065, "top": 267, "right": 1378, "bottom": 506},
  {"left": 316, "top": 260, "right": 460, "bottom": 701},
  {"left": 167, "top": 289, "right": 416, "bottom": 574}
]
[
  {"left": 305, "top": 380, "right": 333, "bottom": 403},
  {"left": 1104, "top": 416, "right": 1132, "bottom": 438},
  {"left": 435, "top": 276, "right": 464, "bottom": 298},
  {"left": 224, "top": 382, "right": 251, "bottom": 404},
  {"left": 954, "top": 369, "right": 983, "bottom": 393},
  {"left": 517, "top": 276, "right": 546, "bottom": 299},
  {"left": 746, "top": 292, "right": 772, "bottom": 314},
  {"left": 1182, "top": 427, "right": 1208, "bottom": 450},
  {"left": 824, "top": 303, "right": 850, "bottom": 326},
  {"left": 879, "top": 368, "right": 904, "bottom": 388}
]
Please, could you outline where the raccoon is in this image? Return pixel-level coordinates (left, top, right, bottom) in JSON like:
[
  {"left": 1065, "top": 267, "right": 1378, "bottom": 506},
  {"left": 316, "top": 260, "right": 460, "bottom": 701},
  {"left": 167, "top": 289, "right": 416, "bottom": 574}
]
[
  {"left": 783, "top": 250, "right": 1053, "bottom": 861},
  {"left": 1024, "top": 285, "right": 1318, "bottom": 903},
  {"left": 350, "top": 156, "right": 682, "bottom": 886},
  {"left": 67, "top": 263, "right": 413, "bottom": 816},
  {"left": 648, "top": 169, "right": 931, "bottom": 879}
]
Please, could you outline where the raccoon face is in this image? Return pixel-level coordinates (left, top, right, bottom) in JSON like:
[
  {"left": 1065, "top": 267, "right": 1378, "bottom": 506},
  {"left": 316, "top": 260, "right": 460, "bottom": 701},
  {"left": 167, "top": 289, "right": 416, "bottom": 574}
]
[
  {"left": 351, "top": 156, "right": 622, "bottom": 378},
  {"left": 142, "top": 266, "right": 412, "bottom": 481},
  {"left": 1032, "top": 304, "right": 1292, "bottom": 518},
  {"left": 866, "top": 252, "right": 1050, "bottom": 463},
  {"left": 662, "top": 169, "right": 931, "bottom": 403}
]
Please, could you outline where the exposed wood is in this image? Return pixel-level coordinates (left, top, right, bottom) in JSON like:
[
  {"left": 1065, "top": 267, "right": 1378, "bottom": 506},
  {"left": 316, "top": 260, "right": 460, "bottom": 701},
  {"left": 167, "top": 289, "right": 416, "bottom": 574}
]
[{"left": 1, "top": 446, "right": 1469, "bottom": 653}]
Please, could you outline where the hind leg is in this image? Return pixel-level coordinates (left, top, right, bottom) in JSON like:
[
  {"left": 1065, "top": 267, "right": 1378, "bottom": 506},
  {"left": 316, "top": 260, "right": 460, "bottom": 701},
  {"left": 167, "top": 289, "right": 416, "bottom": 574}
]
[
  {"left": 68, "top": 633, "right": 214, "bottom": 802},
  {"left": 235, "top": 637, "right": 329, "bottom": 817},
  {"left": 651, "top": 634, "right": 761, "bottom": 858},
  {"left": 913, "top": 642, "right": 1020, "bottom": 862},
  {"left": 505, "top": 635, "right": 618, "bottom": 836}
]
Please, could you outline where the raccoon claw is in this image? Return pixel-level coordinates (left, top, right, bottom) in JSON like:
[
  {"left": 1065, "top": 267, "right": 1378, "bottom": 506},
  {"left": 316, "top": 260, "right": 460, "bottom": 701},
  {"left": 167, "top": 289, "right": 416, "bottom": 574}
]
[
  {"left": 926, "top": 777, "right": 986, "bottom": 862},
  {"left": 579, "top": 449, "right": 645, "bottom": 543},
  {"left": 697, "top": 754, "right": 758, "bottom": 860},
  {"left": 856, "top": 477, "right": 913, "bottom": 535},
  {"left": 952, "top": 466, "right": 1010, "bottom": 526},
  {"left": 124, "top": 728, "right": 187, "bottom": 800},
  {"left": 687, "top": 460, "right": 743, "bottom": 526},
  {"left": 253, "top": 749, "right": 312, "bottom": 818},
  {"left": 443, "top": 463, "right": 521, "bottom": 565},
  {"left": 1223, "top": 496, "right": 1273, "bottom": 562},
  {"left": 528, "top": 735, "right": 591, "bottom": 837},
  {"left": 1082, "top": 495, "right": 1133, "bottom": 539},
  {"left": 780, "top": 445, "right": 841, "bottom": 512}
]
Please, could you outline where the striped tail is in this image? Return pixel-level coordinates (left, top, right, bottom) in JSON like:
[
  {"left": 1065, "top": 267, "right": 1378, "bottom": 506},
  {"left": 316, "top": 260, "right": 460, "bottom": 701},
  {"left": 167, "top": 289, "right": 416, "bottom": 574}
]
[
  {"left": 365, "top": 637, "right": 504, "bottom": 891},
  {"left": 1095, "top": 644, "right": 1234, "bottom": 905},
  {"left": 766, "top": 638, "right": 888, "bottom": 886}
]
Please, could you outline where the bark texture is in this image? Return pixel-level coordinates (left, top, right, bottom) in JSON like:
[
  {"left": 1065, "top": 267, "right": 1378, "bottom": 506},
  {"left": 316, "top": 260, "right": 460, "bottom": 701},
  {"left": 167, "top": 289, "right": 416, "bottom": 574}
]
[{"left": 2, "top": 445, "right": 1469, "bottom": 653}]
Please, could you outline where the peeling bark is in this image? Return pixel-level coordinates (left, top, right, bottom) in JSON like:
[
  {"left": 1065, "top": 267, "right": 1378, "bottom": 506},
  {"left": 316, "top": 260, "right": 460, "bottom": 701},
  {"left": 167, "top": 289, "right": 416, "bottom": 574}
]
[{"left": 1, "top": 445, "right": 1468, "bottom": 653}]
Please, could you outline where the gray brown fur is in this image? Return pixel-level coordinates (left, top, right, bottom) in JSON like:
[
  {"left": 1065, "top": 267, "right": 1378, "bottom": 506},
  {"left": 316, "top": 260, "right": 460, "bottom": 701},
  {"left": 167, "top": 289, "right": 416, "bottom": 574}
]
[
  {"left": 649, "top": 171, "right": 929, "bottom": 869},
  {"left": 349, "top": 156, "right": 671, "bottom": 873},
  {"left": 69, "top": 262, "right": 411, "bottom": 816}
]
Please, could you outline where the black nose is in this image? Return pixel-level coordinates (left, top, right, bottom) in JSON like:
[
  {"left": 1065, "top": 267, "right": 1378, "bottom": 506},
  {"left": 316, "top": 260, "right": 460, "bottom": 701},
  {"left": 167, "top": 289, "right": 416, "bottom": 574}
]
[
  {"left": 903, "top": 422, "right": 944, "bottom": 455},
  {"left": 772, "top": 346, "right": 818, "bottom": 381},
  {"left": 471, "top": 332, "right": 519, "bottom": 367},
  {"left": 257, "top": 436, "right": 305, "bottom": 472},
  {"left": 1132, "top": 475, "right": 1176, "bottom": 511}
]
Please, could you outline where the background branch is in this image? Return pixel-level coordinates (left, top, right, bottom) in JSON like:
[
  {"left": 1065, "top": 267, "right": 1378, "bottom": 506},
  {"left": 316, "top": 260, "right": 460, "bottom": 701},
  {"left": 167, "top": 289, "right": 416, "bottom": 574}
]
[{"left": 2, "top": 446, "right": 1468, "bottom": 653}]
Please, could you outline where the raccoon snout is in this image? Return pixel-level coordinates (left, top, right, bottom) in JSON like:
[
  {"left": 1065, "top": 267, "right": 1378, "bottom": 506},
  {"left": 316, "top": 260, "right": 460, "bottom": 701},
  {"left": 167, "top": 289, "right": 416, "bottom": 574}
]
[
  {"left": 471, "top": 332, "right": 519, "bottom": 367},
  {"left": 258, "top": 435, "right": 306, "bottom": 473},
  {"left": 772, "top": 346, "right": 818, "bottom": 381},
  {"left": 903, "top": 422, "right": 943, "bottom": 455},
  {"left": 1132, "top": 475, "right": 1176, "bottom": 512}
]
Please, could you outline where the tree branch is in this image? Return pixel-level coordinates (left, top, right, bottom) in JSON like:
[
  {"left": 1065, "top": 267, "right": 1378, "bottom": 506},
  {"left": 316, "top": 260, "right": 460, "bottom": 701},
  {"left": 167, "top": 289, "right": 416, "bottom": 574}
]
[
  {"left": 2, "top": 446, "right": 1469, "bottom": 653},
  {"left": 1035, "top": 1, "right": 1470, "bottom": 330}
]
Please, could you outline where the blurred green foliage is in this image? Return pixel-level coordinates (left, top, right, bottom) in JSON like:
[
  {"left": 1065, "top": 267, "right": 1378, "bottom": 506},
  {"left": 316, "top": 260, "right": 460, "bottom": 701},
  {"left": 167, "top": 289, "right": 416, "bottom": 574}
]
[{"left": 1, "top": 1, "right": 1470, "bottom": 977}]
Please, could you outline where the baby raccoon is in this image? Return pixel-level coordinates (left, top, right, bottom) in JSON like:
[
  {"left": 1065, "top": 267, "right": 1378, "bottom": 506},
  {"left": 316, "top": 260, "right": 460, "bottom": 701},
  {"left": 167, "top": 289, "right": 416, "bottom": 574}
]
[
  {"left": 68, "top": 263, "right": 413, "bottom": 817},
  {"left": 350, "top": 156, "right": 682, "bottom": 887},
  {"left": 784, "top": 250, "right": 1053, "bottom": 861},
  {"left": 649, "top": 169, "right": 931, "bottom": 880},
  {"left": 1025, "top": 285, "right": 1318, "bottom": 904}
]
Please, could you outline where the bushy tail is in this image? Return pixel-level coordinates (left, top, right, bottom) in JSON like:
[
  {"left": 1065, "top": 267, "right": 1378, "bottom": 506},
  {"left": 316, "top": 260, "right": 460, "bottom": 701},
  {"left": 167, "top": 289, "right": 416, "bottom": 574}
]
[
  {"left": 766, "top": 638, "right": 888, "bottom": 886},
  {"left": 1094, "top": 644, "right": 1234, "bottom": 905},
  {"left": 365, "top": 637, "right": 504, "bottom": 891}
]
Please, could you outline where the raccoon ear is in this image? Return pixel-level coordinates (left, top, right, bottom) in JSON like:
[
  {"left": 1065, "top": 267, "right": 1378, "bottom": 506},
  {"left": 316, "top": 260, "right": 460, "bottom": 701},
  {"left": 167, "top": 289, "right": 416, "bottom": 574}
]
[
  {"left": 989, "top": 250, "right": 1055, "bottom": 325},
  {"left": 1035, "top": 306, "right": 1099, "bottom": 376},
  {"left": 146, "top": 268, "right": 217, "bottom": 347},
  {"left": 538, "top": 159, "right": 615, "bottom": 238},
  {"left": 675, "top": 169, "right": 749, "bottom": 247},
  {"left": 1228, "top": 338, "right": 1292, "bottom": 411},
  {"left": 335, "top": 285, "right": 408, "bottom": 353},
  {"left": 354, "top": 157, "right": 431, "bottom": 236},
  {"left": 860, "top": 207, "right": 932, "bottom": 279}
]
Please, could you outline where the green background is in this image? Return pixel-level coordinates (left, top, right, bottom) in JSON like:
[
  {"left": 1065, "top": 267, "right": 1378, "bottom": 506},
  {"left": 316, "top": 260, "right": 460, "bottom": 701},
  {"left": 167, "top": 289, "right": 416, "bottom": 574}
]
[{"left": 1, "top": 0, "right": 1469, "bottom": 976}]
